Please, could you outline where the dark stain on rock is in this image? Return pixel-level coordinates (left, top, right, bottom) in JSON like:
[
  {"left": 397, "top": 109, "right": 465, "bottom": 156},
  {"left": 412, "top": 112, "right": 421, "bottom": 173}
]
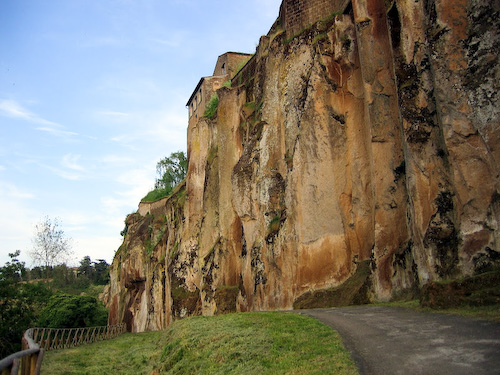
[
  {"left": 214, "top": 285, "right": 239, "bottom": 314},
  {"left": 250, "top": 244, "right": 267, "bottom": 293},
  {"left": 421, "top": 270, "right": 500, "bottom": 308},
  {"left": 424, "top": 192, "right": 460, "bottom": 278},
  {"left": 170, "top": 274, "right": 201, "bottom": 319}
]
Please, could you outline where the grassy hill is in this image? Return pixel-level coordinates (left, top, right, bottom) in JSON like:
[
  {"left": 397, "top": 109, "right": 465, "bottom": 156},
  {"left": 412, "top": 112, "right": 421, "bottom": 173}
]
[{"left": 42, "top": 312, "right": 358, "bottom": 375}]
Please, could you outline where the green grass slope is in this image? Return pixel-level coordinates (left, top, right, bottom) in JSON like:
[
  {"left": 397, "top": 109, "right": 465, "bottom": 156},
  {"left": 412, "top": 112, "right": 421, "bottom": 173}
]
[{"left": 42, "top": 312, "right": 358, "bottom": 375}]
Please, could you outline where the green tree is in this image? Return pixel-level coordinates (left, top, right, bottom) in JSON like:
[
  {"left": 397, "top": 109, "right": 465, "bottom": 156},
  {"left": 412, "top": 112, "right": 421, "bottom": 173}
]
[
  {"left": 154, "top": 151, "right": 187, "bottom": 192},
  {"left": 142, "top": 151, "right": 188, "bottom": 202},
  {"left": 52, "top": 264, "right": 90, "bottom": 293},
  {"left": 29, "top": 266, "right": 44, "bottom": 280},
  {"left": 77, "top": 256, "right": 109, "bottom": 285},
  {"left": 38, "top": 293, "right": 108, "bottom": 328},
  {"left": 30, "top": 217, "right": 73, "bottom": 279},
  {"left": 0, "top": 251, "right": 26, "bottom": 283},
  {"left": 0, "top": 252, "right": 52, "bottom": 357},
  {"left": 78, "top": 256, "right": 94, "bottom": 280},
  {"left": 93, "top": 259, "right": 110, "bottom": 285}
]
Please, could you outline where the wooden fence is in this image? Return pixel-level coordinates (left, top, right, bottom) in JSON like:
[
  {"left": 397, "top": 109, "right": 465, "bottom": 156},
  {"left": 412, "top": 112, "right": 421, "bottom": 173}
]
[{"left": 0, "top": 323, "right": 126, "bottom": 375}]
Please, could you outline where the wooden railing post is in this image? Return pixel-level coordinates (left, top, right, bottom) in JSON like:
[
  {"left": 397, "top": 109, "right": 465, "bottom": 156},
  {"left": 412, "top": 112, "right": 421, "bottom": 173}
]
[
  {"left": 21, "top": 336, "right": 29, "bottom": 375},
  {"left": 28, "top": 353, "right": 37, "bottom": 375}
]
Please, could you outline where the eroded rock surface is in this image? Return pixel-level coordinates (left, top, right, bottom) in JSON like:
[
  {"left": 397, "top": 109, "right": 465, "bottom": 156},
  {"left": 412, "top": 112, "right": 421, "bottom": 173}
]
[{"left": 107, "top": 0, "right": 500, "bottom": 331}]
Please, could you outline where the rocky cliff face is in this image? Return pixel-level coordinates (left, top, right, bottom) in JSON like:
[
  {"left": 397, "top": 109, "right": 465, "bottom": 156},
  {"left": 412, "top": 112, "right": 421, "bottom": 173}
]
[{"left": 106, "top": 0, "right": 500, "bottom": 332}]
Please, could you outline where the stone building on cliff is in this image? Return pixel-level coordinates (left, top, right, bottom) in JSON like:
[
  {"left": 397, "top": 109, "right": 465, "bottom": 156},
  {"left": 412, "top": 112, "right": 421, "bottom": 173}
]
[{"left": 186, "top": 52, "right": 252, "bottom": 126}]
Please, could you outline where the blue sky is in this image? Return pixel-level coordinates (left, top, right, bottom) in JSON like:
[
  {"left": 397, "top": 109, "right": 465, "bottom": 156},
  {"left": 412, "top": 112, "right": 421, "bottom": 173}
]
[{"left": 0, "top": 0, "right": 282, "bottom": 267}]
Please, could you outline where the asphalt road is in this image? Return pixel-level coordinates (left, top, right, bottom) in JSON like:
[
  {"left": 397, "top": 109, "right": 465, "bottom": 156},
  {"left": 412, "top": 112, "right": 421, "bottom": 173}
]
[{"left": 299, "top": 306, "right": 500, "bottom": 375}]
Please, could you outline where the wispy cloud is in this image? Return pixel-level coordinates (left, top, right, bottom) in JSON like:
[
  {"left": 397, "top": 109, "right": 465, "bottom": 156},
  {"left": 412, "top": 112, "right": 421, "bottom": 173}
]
[
  {"left": 0, "top": 181, "right": 35, "bottom": 200},
  {"left": 61, "top": 154, "right": 85, "bottom": 171},
  {"left": 107, "top": 106, "right": 187, "bottom": 151},
  {"left": 36, "top": 126, "right": 79, "bottom": 138},
  {"left": 0, "top": 99, "right": 58, "bottom": 126},
  {"left": 0, "top": 99, "right": 79, "bottom": 139},
  {"left": 41, "top": 154, "right": 88, "bottom": 181},
  {"left": 101, "top": 168, "right": 154, "bottom": 215},
  {"left": 45, "top": 166, "right": 83, "bottom": 181},
  {"left": 152, "top": 30, "right": 187, "bottom": 48}
]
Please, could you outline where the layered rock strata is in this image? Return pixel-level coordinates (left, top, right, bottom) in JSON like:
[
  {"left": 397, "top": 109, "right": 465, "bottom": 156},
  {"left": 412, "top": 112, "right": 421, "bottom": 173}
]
[{"left": 107, "top": 0, "right": 500, "bottom": 331}]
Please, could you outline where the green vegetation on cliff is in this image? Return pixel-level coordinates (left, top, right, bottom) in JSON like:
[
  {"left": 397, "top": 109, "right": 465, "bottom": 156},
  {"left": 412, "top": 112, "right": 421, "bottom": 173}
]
[
  {"left": 142, "top": 151, "right": 187, "bottom": 202},
  {"left": 203, "top": 93, "right": 219, "bottom": 119},
  {"left": 43, "top": 312, "right": 358, "bottom": 375}
]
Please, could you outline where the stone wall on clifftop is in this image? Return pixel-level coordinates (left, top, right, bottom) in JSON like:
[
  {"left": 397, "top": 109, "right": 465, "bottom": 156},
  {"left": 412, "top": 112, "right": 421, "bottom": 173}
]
[{"left": 107, "top": 0, "right": 500, "bottom": 332}]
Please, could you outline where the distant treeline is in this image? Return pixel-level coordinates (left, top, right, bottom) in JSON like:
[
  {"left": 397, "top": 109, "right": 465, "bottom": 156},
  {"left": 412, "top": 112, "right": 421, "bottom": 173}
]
[{"left": 26, "top": 256, "right": 110, "bottom": 291}]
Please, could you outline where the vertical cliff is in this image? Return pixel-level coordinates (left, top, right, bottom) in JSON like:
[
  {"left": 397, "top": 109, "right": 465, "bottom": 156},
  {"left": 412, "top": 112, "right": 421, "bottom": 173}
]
[{"left": 107, "top": 0, "right": 500, "bottom": 331}]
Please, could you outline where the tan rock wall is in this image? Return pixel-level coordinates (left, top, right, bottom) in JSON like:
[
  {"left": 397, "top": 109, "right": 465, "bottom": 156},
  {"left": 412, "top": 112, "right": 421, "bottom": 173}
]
[{"left": 108, "top": 0, "right": 500, "bottom": 330}]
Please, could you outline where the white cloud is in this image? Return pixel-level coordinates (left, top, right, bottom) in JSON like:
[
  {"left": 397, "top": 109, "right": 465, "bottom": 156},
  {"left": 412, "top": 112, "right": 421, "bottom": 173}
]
[
  {"left": 110, "top": 133, "right": 135, "bottom": 145},
  {"left": 101, "top": 167, "right": 154, "bottom": 216},
  {"left": 71, "top": 236, "right": 122, "bottom": 265},
  {"left": 108, "top": 107, "right": 187, "bottom": 152},
  {"left": 37, "top": 154, "right": 89, "bottom": 181},
  {"left": 152, "top": 30, "right": 187, "bottom": 48},
  {"left": 0, "top": 100, "right": 79, "bottom": 140},
  {"left": 0, "top": 99, "right": 35, "bottom": 120},
  {"left": 36, "top": 126, "right": 79, "bottom": 138},
  {"left": 61, "top": 154, "right": 85, "bottom": 171},
  {"left": 0, "top": 99, "right": 59, "bottom": 126},
  {"left": 0, "top": 181, "right": 35, "bottom": 200},
  {"left": 45, "top": 165, "right": 84, "bottom": 181}
]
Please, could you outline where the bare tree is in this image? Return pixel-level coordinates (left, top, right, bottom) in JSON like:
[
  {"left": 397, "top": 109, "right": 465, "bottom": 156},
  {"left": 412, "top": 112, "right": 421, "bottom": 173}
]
[{"left": 31, "top": 216, "right": 73, "bottom": 278}]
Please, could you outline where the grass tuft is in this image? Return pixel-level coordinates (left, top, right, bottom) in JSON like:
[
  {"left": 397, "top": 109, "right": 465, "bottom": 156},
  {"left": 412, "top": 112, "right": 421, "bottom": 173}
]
[
  {"left": 204, "top": 93, "right": 219, "bottom": 119},
  {"left": 141, "top": 188, "right": 172, "bottom": 202}
]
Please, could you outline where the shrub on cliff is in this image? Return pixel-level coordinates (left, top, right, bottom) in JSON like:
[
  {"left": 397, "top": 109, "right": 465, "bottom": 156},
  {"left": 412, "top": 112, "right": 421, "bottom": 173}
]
[
  {"left": 142, "top": 151, "right": 187, "bottom": 202},
  {"left": 203, "top": 93, "right": 219, "bottom": 119}
]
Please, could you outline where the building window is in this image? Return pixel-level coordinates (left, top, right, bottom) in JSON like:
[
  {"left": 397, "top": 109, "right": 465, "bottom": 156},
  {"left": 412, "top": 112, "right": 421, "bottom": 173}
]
[{"left": 198, "top": 89, "right": 202, "bottom": 104}]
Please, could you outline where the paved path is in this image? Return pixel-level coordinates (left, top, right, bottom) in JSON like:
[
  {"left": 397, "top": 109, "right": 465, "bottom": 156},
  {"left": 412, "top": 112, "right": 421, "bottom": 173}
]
[{"left": 299, "top": 306, "right": 500, "bottom": 375}]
